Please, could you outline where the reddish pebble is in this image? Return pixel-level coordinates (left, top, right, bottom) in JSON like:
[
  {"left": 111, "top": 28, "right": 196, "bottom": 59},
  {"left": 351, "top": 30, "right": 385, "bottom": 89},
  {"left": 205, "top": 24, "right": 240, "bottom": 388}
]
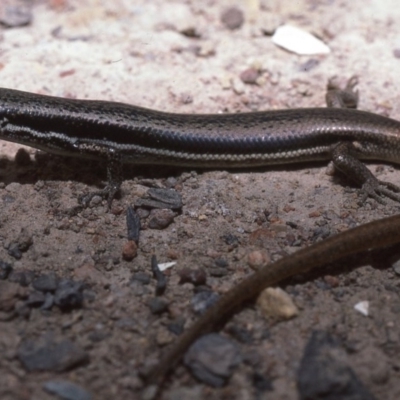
[
  {"left": 324, "top": 275, "right": 340, "bottom": 288},
  {"left": 247, "top": 250, "right": 271, "bottom": 270},
  {"left": 178, "top": 268, "right": 207, "bottom": 285},
  {"left": 240, "top": 68, "right": 260, "bottom": 84},
  {"left": 122, "top": 240, "right": 138, "bottom": 261}
]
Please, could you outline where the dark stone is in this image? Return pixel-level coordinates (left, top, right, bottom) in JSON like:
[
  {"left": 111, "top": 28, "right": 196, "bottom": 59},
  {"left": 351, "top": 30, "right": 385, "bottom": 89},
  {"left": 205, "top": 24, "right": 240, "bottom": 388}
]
[
  {"left": 184, "top": 333, "right": 242, "bottom": 387},
  {"left": 87, "top": 329, "right": 109, "bottom": 343},
  {"left": 40, "top": 293, "right": 54, "bottom": 310},
  {"left": 32, "top": 272, "right": 59, "bottom": 292},
  {"left": 191, "top": 291, "right": 219, "bottom": 314},
  {"left": 297, "top": 330, "right": 377, "bottom": 400},
  {"left": 151, "top": 255, "right": 166, "bottom": 296},
  {"left": 18, "top": 337, "right": 89, "bottom": 372},
  {"left": 26, "top": 291, "right": 46, "bottom": 307},
  {"left": 7, "top": 230, "right": 33, "bottom": 259},
  {"left": 253, "top": 372, "right": 273, "bottom": 392},
  {"left": 167, "top": 317, "right": 185, "bottom": 335},
  {"left": 7, "top": 242, "right": 22, "bottom": 259},
  {"left": 8, "top": 269, "right": 35, "bottom": 286},
  {"left": 135, "top": 188, "right": 183, "bottom": 210},
  {"left": 126, "top": 206, "right": 141, "bottom": 243},
  {"left": 131, "top": 272, "right": 151, "bottom": 285},
  {"left": 215, "top": 258, "right": 228, "bottom": 268},
  {"left": 114, "top": 318, "right": 139, "bottom": 332},
  {"left": 221, "top": 233, "right": 239, "bottom": 247},
  {"left": 54, "top": 279, "right": 84, "bottom": 310},
  {"left": 226, "top": 325, "right": 254, "bottom": 344},
  {"left": 0, "top": 260, "right": 12, "bottom": 280},
  {"left": 148, "top": 297, "right": 169, "bottom": 314},
  {"left": 43, "top": 380, "right": 92, "bottom": 400}
]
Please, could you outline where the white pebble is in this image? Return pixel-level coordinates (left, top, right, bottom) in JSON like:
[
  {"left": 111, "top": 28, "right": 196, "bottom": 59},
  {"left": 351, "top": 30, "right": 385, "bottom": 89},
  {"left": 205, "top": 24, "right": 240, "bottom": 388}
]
[
  {"left": 272, "top": 25, "right": 330, "bottom": 55},
  {"left": 354, "top": 300, "right": 369, "bottom": 316}
]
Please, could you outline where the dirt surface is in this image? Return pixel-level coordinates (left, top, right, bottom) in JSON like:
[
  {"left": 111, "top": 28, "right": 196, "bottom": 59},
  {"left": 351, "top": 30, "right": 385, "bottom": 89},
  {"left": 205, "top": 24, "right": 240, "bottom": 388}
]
[{"left": 1, "top": 1, "right": 400, "bottom": 399}]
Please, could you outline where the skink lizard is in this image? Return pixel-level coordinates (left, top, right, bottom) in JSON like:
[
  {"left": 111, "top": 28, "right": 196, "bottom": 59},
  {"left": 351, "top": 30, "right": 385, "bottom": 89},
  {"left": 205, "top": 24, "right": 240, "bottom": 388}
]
[
  {"left": 2, "top": 80, "right": 400, "bottom": 393},
  {"left": 0, "top": 78, "right": 400, "bottom": 205}
]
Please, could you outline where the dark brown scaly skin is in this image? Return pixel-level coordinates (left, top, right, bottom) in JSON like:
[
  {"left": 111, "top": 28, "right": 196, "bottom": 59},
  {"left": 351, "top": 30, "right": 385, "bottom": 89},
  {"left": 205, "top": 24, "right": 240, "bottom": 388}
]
[
  {"left": 1, "top": 78, "right": 400, "bottom": 205},
  {"left": 145, "top": 214, "right": 400, "bottom": 388}
]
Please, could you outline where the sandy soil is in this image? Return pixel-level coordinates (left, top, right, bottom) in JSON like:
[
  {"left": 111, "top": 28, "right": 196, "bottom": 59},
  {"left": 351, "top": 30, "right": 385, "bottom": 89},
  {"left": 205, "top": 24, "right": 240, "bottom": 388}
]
[{"left": 1, "top": 1, "right": 400, "bottom": 399}]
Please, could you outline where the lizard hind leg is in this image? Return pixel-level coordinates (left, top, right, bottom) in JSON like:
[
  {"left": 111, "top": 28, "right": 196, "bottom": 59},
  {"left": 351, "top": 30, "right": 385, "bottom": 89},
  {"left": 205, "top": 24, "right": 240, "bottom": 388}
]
[
  {"left": 79, "top": 151, "right": 123, "bottom": 209},
  {"left": 331, "top": 142, "right": 400, "bottom": 204}
]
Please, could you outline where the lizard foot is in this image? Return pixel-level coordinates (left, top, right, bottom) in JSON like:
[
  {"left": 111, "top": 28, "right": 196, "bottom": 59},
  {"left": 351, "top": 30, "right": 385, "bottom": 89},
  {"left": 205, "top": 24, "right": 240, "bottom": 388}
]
[
  {"left": 79, "top": 183, "right": 121, "bottom": 209},
  {"left": 326, "top": 76, "right": 359, "bottom": 109},
  {"left": 361, "top": 179, "right": 400, "bottom": 204}
]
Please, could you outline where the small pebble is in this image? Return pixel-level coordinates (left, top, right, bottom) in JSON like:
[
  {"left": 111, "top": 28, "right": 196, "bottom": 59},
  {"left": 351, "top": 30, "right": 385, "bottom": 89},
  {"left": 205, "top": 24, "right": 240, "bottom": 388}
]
[
  {"left": 156, "top": 329, "right": 174, "bottom": 346},
  {"left": 147, "top": 209, "right": 176, "bottom": 230},
  {"left": 354, "top": 300, "right": 369, "bottom": 317},
  {"left": 272, "top": 25, "right": 330, "bottom": 55},
  {"left": 253, "top": 372, "right": 273, "bottom": 392},
  {"left": 122, "top": 240, "right": 138, "bottom": 261},
  {"left": 257, "top": 287, "right": 299, "bottom": 320},
  {"left": 7, "top": 242, "right": 22, "bottom": 259},
  {"left": 167, "top": 318, "right": 185, "bottom": 335},
  {"left": 26, "top": 291, "right": 46, "bottom": 307},
  {"left": 0, "top": 280, "right": 28, "bottom": 312},
  {"left": 215, "top": 258, "right": 228, "bottom": 268},
  {"left": 0, "top": 0, "right": 33, "bottom": 27},
  {"left": 131, "top": 272, "right": 151, "bottom": 285},
  {"left": 43, "top": 380, "right": 92, "bottom": 400},
  {"left": 191, "top": 291, "right": 219, "bottom": 314},
  {"left": 158, "top": 261, "right": 176, "bottom": 272},
  {"left": 178, "top": 268, "right": 207, "bottom": 285},
  {"left": 41, "top": 293, "right": 54, "bottom": 310},
  {"left": 240, "top": 68, "right": 260, "bottom": 84},
  {"left": 17, "top": 229, "right": 33, "bottom": 253},
  {"left": 115, "top": 318, "right": 139, "bottom": 332},
  {"left": 8, "top": 269, "right": 35, "bottom": 286},
  {"left": 148, "top": 297, "right": 169, "bottom": 314},
  {"left": 7, "top": 229, "right": 33, "bottom": 259},
  {"left": 298, "top": 58, "right": 320, "bottom": 72},
  {"left": 221, "top": 233, "right": 239, "bottom": 247},
  {"left": 209, "top": 267, "right": 228, "bottom": 277},
  {"left": 32, "top": 272, "right": 59, "bottom": 292},
  {"left": 247, "top": 250, "right": 271, "bottom": 270},
  {"left": 0, "top": 260, "right": 12, "bottom": 280},
  {"left": 220, "top": 7, "right": 244, "bottom": 30},
  {"left": 323, "top": 275, "right": 340, "bottom": 288},
  {"left": 54, "top": 279, "right": 84, "bottom": 310}
]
